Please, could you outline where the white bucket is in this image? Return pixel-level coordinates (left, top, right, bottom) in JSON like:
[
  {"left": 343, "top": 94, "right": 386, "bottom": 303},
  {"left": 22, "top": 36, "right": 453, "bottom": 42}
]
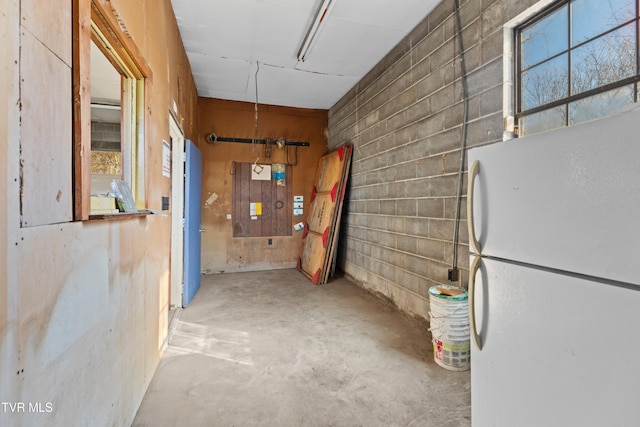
[
  {"left": 429, "top": 285, "right": 470, "bottom": 371},
  {"left": 432, "top": 338, "right": 471, "bottom": 371}
]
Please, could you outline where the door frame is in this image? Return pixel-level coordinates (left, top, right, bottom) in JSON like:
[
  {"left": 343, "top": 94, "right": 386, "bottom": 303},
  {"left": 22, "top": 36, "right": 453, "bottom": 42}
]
[{"left": 169, "top": 113, "right": 185, "bottom": 309}]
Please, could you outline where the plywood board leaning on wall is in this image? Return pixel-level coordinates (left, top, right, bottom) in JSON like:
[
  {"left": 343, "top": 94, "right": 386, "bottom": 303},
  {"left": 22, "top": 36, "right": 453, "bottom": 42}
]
[
  {"left": 322, "top": 144, "right": 353, "bottom": 284},
  {"left": 297, "top": 145, "right": 352, "bottom": 284}
]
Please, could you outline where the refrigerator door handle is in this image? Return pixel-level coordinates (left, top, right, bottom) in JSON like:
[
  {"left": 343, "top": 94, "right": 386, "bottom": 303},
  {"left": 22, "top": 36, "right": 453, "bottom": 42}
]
[
  {"left": 467, "top": 160, "right": 481, "bottom": 255},
  {"left": 469, "top": 254, "right": 483, "bottom": 350}
]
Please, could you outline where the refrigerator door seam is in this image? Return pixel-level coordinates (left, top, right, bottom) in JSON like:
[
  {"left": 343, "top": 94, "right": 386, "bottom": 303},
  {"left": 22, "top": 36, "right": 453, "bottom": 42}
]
[{"left": 483, "top": 254, "right": 640, "bottom": 291}]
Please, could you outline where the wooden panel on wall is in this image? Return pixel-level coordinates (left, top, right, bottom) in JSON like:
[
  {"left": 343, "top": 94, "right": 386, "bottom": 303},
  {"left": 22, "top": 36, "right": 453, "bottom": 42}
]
[
  {"left": 232, "top": 162, "right": 292, "bottom": 237},
  {"left": 20, "top": 31, "right": 73, "bottom": 227}
]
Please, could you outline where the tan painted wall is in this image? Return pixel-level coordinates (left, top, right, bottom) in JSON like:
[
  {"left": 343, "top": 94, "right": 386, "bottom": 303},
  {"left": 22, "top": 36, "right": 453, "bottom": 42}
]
[
  {"left": 198, "top": 99, "right": 328, "bottom": 273},
  {"left": 1, "top": 0, "right": 21, "bottom": 413},
  {"left": 1, "top": 0, "right": 198, "bottom": 425}
]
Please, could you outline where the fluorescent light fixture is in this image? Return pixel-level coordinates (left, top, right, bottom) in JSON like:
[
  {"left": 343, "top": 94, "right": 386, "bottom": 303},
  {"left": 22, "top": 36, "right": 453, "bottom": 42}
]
[{"left": 297, "top": 0, "right": 337, "bottom": 62}]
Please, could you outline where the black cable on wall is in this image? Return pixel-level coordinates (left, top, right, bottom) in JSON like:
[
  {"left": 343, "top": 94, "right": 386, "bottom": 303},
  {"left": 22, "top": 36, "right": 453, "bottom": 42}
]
[{"left": 449, "top": 0, "right": 470, "bottom": 283}]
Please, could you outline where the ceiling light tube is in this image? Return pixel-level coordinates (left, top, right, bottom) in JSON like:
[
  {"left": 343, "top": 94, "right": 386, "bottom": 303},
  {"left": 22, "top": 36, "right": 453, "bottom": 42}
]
[{"left": 297, "top": 0, "right": 337, "bottom": 62}]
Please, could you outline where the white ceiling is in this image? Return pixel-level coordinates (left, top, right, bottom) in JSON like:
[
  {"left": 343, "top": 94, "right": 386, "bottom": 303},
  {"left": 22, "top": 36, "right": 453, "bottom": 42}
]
[{"left": 170, "top": 0, "right": 441, "bottom": 110}]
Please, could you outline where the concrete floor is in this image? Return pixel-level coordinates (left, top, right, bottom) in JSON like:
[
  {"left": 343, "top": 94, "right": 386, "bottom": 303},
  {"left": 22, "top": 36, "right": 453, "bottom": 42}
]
[{"left": 133, "top": 269, "right": 470, "bottom": 427}]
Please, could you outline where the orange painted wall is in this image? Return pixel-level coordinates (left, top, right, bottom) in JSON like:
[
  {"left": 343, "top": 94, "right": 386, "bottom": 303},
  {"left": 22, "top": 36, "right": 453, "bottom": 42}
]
[{"left": 197, "top": 98, "right": 328, "bottom": 273}]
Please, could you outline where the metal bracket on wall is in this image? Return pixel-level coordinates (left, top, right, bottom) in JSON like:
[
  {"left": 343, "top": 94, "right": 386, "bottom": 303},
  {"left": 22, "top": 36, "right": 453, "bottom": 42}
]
[{"left": 206, "top": 133, "right": 310, "bottom": 147}]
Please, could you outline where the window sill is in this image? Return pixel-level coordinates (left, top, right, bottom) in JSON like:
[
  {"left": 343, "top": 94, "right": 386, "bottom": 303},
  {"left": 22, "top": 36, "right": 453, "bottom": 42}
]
[{"left": 88, "top": 210, "right": 152, "bottom": 221}]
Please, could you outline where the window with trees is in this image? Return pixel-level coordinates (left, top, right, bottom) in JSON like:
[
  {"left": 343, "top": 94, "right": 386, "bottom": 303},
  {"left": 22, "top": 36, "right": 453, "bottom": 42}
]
[{"left": 516, "top": 0, "right": 639, "bottom": 136}]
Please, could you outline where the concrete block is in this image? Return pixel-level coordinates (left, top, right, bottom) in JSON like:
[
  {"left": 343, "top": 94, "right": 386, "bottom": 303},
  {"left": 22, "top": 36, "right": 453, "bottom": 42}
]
[
  {"left": 364, "top": 200, "right": 380, "bottom": 215},
  {"left": 465, "top": 111, "right": 503, "bottom": 147},
  {"left": 459, "top": 0, "right": 482, "bottom": 30},
  {"left": 481, "top": 29, "right": 504, "bottom": 66},
  {"left": 482, "top": 1, "right": 505, "bottom": 38},
  {"left": 427, "top": 127, "right": 462, "bottom": 155},
  {"left": 395, "top": 161, "right": 417, "bottom": 181},
  {"left": 380, "top": 200, "right": 396, "bottom": 216},
  {"left": 403, "top": 253, "right": 429, "bottom": 277},
  {"left": 428, "top": 218, "right": 455, "bottom": 242},
  {"left": 459, "top": 44, "right": 482, "bottom": 75},
  {"left": 387, "top": 217, "right": 406, "bottom": 234},
  {"left": 366, "top": 229, "right": 381, "bottom": 245},
  {"left": 480, "top": 84, "right": 503, "bottom": 117},
  {"left": 379, "top": 262, "right": 397, "bottom": 283},
  {"left": 415, "top": 155, "right": 444, "bottom": 178},
  {"left": 396, "top": 199, "right": 417, "bottom": 217},
  {"left": 404, "top": 98, "right": 430, "bottom": 130},
  {"left": 443, "top": 102, "right": 465, "bottom": 130},
  {"left": 416, "top": 67, "right": 446, "bottom": 99},
  {"left": 417, "top": 198, "right": 444, "bottom": 218},
  {"left": 413, "top": 24, "right": 442, "bottom": 66},
  {"left": 428, "top": 260, "right": 453, "bottom": 284},
  {"left": 418, "top": 237, "right": 446, "bottom": 262},
  {"left": 397, "top": 268, "right": 421, "bottom": 294},
  {"left": 385, "top": 147, "right": 408, "bottom": 167},
  {"left": 417, "top": 114, "right": 444, "bottom": 139},
  {"left": 378, "top": 231, "right": 396, "bottom": 250},
  {"left": 361, "top": 121, "right": 388, "bottom": 144},
  {"left": 386, "top": 181, "right": 408, "bottom": 199},
  {"left": 381, "top": 87, "right": 418, "bottom": 121},
  {"left": 396, "top": 234, "right": 418, "bottom": 253},
  {"left": 428, "top": 0, "right": 455, "bottom": 36},
  {"left": 406, "top": 177, "right": 431, "bottom": 199},
  {"left": 467, "top": 58, "right": 502, "bottom": 97},
  {"left": 430, "top": 39, "right": 456, "bottom": 73},
  {"left": 444, "top": 196, "right": 466, "bottom": 220},
  {"left": 429, "top": 175, "right": 459, "bottom": 197},
  {"left": 368, "top": 214, "right": 387, "bottom": 231},
  {"left": 350, "top": 225, "right": 367, "bottom": 241},
  {"left": 404, "top": 217, "right": 429, "bottom": 237},
  {"left": 405, "top": 138, "right": 430, "bottom": 163}
]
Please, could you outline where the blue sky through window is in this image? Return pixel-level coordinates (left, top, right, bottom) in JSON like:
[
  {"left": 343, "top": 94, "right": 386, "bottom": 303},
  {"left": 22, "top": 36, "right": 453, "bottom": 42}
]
[{"left": 518, "top": 0, "right": 639, "bottom": 135}]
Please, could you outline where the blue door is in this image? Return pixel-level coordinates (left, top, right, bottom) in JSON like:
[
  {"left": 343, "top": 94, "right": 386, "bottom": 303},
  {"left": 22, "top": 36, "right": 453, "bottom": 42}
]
[{"left": 183, "top": 139, "right": 202, "bottom": 307}]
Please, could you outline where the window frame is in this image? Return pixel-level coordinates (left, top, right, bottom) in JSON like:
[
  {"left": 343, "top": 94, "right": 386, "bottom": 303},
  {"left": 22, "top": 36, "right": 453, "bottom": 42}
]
[
  {"left": 506, "top": 0, "right": 640, "bottom": 137},
  {"left": 73, "top": 0, "right": 151, "bottom": 220}
]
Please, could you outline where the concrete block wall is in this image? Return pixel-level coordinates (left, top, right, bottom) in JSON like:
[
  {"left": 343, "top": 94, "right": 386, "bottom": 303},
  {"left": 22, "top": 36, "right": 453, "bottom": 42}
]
[
  {"left": 91, "top": 122, "right": 121, "bottom": 151},
  {"left": 328, "top": 0, "right": 538, "bottom": 320}
]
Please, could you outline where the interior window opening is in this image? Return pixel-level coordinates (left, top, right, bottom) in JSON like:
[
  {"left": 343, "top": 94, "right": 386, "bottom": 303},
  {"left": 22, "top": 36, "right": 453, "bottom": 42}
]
[
  {"left": 90, "top": 40, "right": 122, "bottom": 205},
  {"left": 88, "top": 23, "right": 145, "bottom": 214}
]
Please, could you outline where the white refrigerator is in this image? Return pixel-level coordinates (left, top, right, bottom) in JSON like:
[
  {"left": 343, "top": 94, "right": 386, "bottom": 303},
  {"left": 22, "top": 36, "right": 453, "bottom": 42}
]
[{"left": 467, "top": 106, "right": 640, "bottom": 426}]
